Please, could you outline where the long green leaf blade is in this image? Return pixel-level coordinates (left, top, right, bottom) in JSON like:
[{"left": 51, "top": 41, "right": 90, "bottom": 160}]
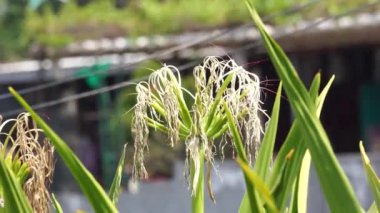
[
  {"left": 239, "top": 73, "right": 321, "bottom": 213},
  {"left": 289, "top": 75, "right": 335, "bottom": 213},
  {"left": 270, "top": 73, "right": 323, "bottom": 211},
  {"left": 295, "top": 150, "right": 311, "bottom": 213},
  {"left": 254, "top": 82, "right": 282, "bottom": 179},
  {"left": 368, "top": 202, "right": 378, "bottom": 213},
  {"left": 245, "top": 2, "right": 362, "bottom": 212},
  {"left": 109, "top": 144, "right": 127, "bottom": 205},
  {"left": 9, "top": 87, "right": 118, "bottom": 213},
  {"left": 0, "top": 157, "right": 33, "bottom": 212},
  {"left": 52, "top": 193, "right": 63, "bottom": 213},
  {"left": 236, "top": 158, "right": 279, "bottom": 213},
  {"left": 360, "top": 142, "right": 380, "bottom": 210},
  {"left": 238, "top": 83, "right": 282, "bottom": 213},
  {"left": 224, "top": 102, "right": 262, "bottom": 213}
]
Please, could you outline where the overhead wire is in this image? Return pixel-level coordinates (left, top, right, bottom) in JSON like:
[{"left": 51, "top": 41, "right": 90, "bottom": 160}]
[
  {"left": 231, "top": 0, "right": 380, "bottom": 54},
  {"left": 2, "top": 0, "right": 378, "bottom": 117},
  {"left": 0, "top": 0, "right": 320, "bottom": 101}
]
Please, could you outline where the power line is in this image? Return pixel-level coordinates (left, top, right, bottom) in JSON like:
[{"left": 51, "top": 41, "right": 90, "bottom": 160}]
[
  {"left": 1, "top": 62, "right": 199, "bottom": 117},
  {"left": 2, "top": 0, "right": 377, "bottom": 117},
  {"left": 0, "top": 0, "right": 320, "bottom": 101},
  {"left": 231, "top": 0, "right": 380, "bottom": 54}
]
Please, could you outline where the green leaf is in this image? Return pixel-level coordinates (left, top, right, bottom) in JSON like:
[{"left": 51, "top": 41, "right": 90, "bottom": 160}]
[
  {"left": 175, "top": 88, "right": 193, "bottom": 129},
  {"left": 0, "top": 157, "right": 33, "bottom": 212},
  {"left": 225, "top": 102, "right": 262, "bottom": 213},
  {"left": 9, "top": 87, "right": 118, "bottom": 213},
  {"left": 271, "top": 146, "right": 305, "bottom": 211},
  {"left": 109, "top": 144, "right": 127, "bottom": 205},
  {"left": 236, "top": 158, "right": 279, "bottom": 213},
  {"left": 268, "top": 73, "right": 323, "bottom": 211},
  {"left": 360, "top": 142, "right": 380, "bottom": 210},
  {"left": 52, "top": 193, "right": 63, "bottom": 213},
  {"left": 254, "top": 82, "right": 282, "bottom": 180},
  {"left": 224, "top": 102, "right": 248, "bottom": 163},
  {"left": 238, "top": 82, "right": 282, "bottom": 213},
  {"left": 245, "top": 2, "right": 362, "bottom": 212},
  {"left": 289, "top": 75, "right": 335, "bottom": 213},
  {"left": 294, "top": 150, "right": 311, "bottom": 213},
  {"left": 205, "top": 73, "right": 234, "bottom": 131},
  {"left": 368, "top": 201, "right": 378, "bottom": 213},
  {"left": 241, "top": 74, "right": 321, "bottom": 213}
]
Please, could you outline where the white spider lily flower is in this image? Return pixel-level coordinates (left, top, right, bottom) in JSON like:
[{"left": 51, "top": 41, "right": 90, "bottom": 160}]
[
  {"left": 194, "top": 56, "right": 263, "bottom": 164},
  {"left": 149, "top": 66, "right": 182, "bottom": 147},
  {"left": 132, "top": 56, "right": 264, "bottom": 197},
  {"left": 132, "top": 83, "right": 150, "bottom": 180}
]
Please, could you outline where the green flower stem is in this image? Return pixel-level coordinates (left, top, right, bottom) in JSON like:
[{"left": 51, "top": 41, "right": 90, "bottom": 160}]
[
  {"left": 165, "top": 71, "right": 193, "bottom": 128},
  {"left": 206, "top": 115, "right": 226, "bottom": 137},
  {"left": 204, "top": 73, "right": 234, "bottom": 130},
  {"left": 1, "top": 123, "right": 17, "bottom": 158},
  {"left": 150, "top": 101, "right": 167, "bottom": 116},
  {"left": 145, "top": 116, "right": 169, "bottom": 131},
  {"left": 174, "top": 89, "right": 193, "bottom": 129},
  {"left": 206, "top": 107, "right": 249, "bottom": 138},
  {"left": 150, "top": 101, "right": 190, "bottom": 133},
  {"left": 145, "top": 116, "right": 189, "bottom": 137},
  {"left": 210, "top": 124, "right": 228, "bottom": 139},
  {"left": 191, "top": 148, "right": 205, "bottom": 213},
  {"left": 223, "top": 102, "right": 247, "bottom": 163}
]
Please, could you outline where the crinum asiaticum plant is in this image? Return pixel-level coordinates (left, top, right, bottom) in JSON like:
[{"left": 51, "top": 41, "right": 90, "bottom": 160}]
[
  {"left": 0, "top": 113, "right": 54, "bottom": 213},
  {"left": 132, "top": 56, "right": 264, "bottom": 212}
]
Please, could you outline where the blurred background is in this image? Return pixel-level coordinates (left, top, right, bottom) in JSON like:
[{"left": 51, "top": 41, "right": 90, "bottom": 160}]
[{"left": 0, "top": 0, "right": 380, "bottom": 212}]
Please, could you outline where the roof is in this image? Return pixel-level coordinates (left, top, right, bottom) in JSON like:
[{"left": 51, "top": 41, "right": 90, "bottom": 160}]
[{"left": 1, "top": 11, "right": 380, "bottom": 83}]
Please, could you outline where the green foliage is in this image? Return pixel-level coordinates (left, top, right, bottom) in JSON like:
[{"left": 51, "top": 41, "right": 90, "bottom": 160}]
[
  {"left": 237, "top": 83, "right": 282, "bottom": 213},
  {"left": 51, "top": 193, "right": 63, "bottom": 213},
  {"left": 237, "top": 157, "right": 279, "bottom": 213},
  {"left": 235, "top": 1, "right": 378, "bottom": 212},
  {"left": 368, "top": 202, "right": 379, "bottom": 213},
  {"left": 254, "top": 82, "right": 282, "bottom": 180},
  {"left": 0, "top": 157, "right": 33, "bottom": 213},
  {"left": 247, "top": 1, "right": 363, "bottom": 211},
  {"left": 109, "top": 144, "right": 127, "bottom": 205},
  {"left": 360, "top": 142, "right": 380, "bottom": 210},
  {"left": 0, "top": 0, "right": 29, "bottom": 60},
  {"left": 0, "top": 0, "right": 375, "bottom": 60},
  {"left": 225, "top": 101, "right": 261, "bottom": 213},
  {"left": 1, "top": 2, "right": 380, "bottom": 213}
]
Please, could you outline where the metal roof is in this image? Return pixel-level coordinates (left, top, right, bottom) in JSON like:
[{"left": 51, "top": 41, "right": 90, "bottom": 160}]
[{"left": 1, "top": 12, "right": 380, "bottom": 83}]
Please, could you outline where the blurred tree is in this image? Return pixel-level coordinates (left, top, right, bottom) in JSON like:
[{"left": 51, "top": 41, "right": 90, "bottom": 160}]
[
  {"left": 34, "top": 0, "right": 63, "bottom": 14},
  {"left": 76, "top": 0, "right": 91, "bottom": 7},
  {"left": 28, "top": 0, "right": 45, "bottom": 10},
  {"left": 0, "top": 0, "right": 373, "bottom": 61},
  {"left": 0, "top": 0, "right": 28, "bottom": 60},
  {"left": 47, "top": 0, "right": 63, "bottom": 13},
  {"left": 115, "top": 0, "right": 128, "bottom": 9}
]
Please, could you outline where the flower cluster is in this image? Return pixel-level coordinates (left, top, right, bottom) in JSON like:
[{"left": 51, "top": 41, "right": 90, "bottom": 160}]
[
  {"left": 132, "top": 56, "right": 264, "bottom": 196},
  {"left": 0, "top": 113, "right": 54, "bottom": 213}
]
